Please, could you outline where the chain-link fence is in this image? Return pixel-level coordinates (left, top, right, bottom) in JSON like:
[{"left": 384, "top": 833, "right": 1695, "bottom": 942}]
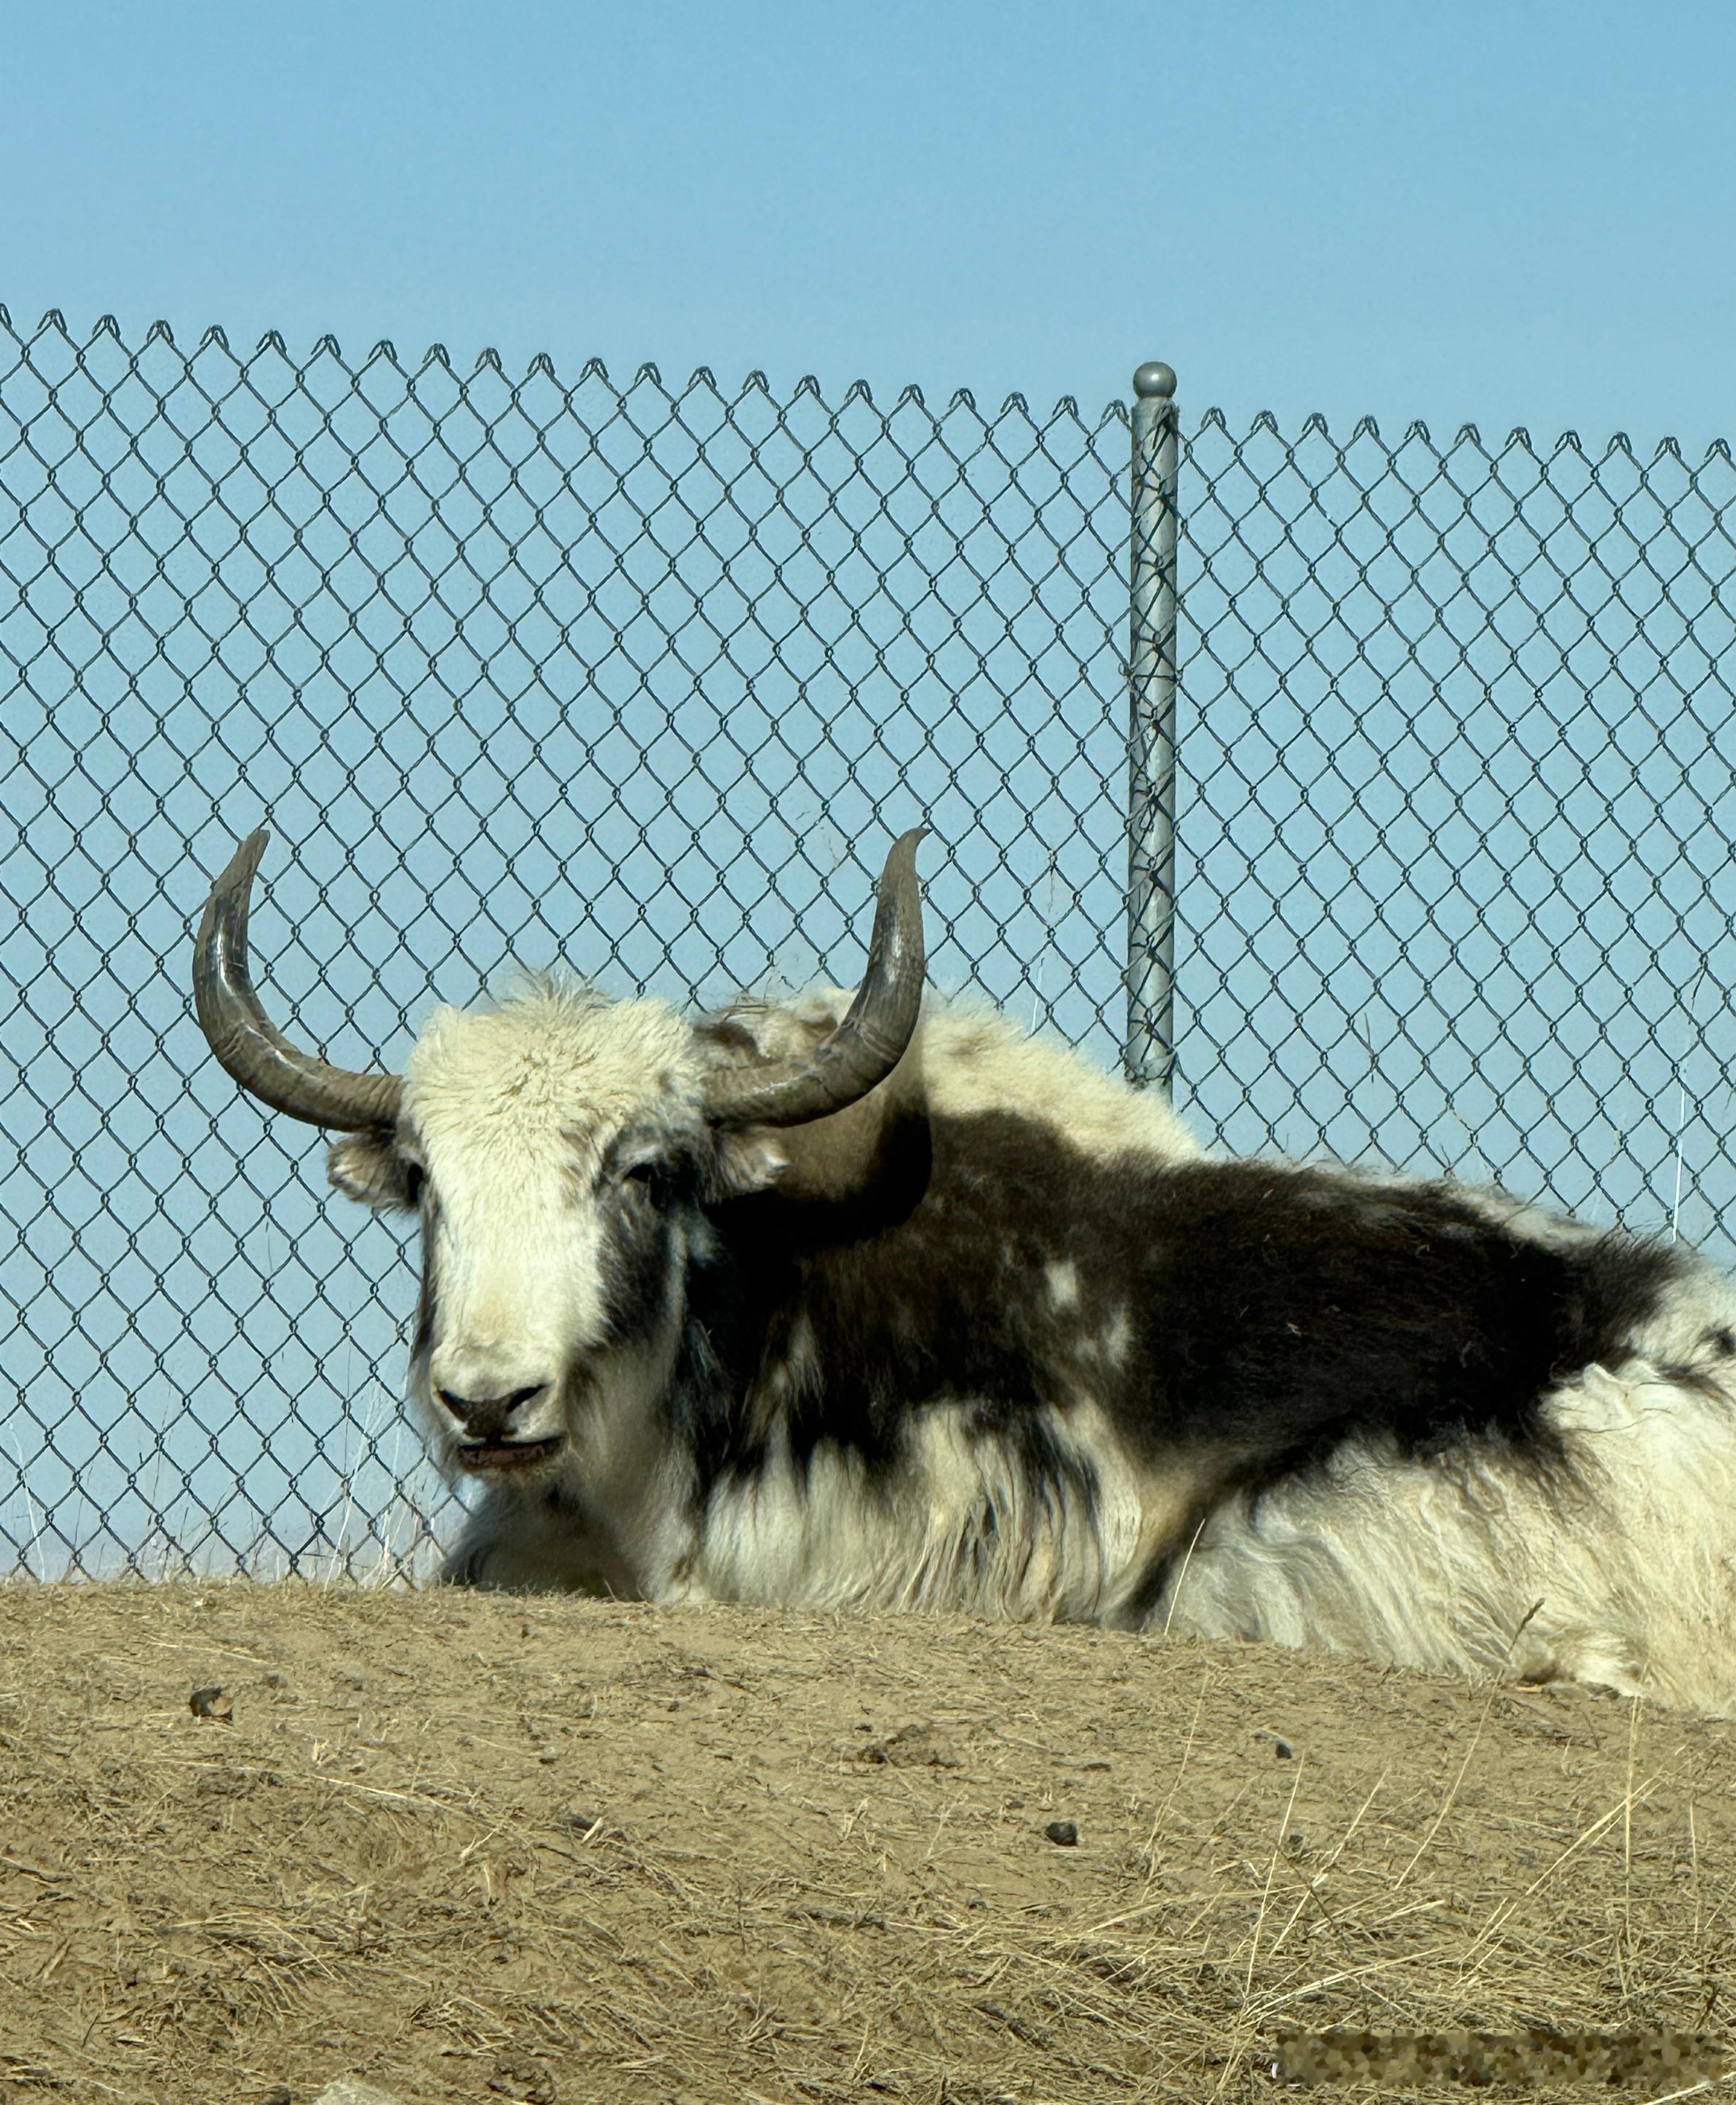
[{"left": 3, "top": 308, "right": 1733, "bottom": 1579}]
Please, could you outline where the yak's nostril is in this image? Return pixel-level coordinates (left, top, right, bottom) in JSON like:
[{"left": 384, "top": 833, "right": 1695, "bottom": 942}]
[{"left": 437, "top": 1382, "right": 551, "bottom": 1435}]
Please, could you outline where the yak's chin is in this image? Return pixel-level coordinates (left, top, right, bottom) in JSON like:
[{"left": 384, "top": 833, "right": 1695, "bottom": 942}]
[{"left": 452, "top": 1435, "right": 566, "bottom": 1476}]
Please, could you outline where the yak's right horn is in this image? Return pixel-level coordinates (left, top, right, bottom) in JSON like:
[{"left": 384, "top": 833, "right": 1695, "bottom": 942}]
[{"left": 193, "top": 828, "right": 403, "bottom": 1131}]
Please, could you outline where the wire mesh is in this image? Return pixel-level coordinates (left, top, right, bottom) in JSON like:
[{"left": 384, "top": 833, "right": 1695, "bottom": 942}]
[
  {"left": 1174, "top": 409, "right": 1736, "bottom": 1264},
  {"left": 2, "top": 310, "right": 1732, "bottom": 1578}
]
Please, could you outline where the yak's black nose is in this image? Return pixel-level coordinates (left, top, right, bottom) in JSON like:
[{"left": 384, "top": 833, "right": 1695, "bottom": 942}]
[{"left": 436, "top": 1382, "right": 549, "bottom": 1442}]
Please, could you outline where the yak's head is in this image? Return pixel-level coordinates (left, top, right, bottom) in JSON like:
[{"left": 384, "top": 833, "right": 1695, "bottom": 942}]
[{"left": 192, "top": 828, "right": 925, "bottom": 1482}]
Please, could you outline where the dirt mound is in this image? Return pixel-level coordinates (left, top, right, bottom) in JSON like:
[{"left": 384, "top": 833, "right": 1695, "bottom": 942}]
[{"left": 1, "top": 1584, "right": 1733, "bottom": 2102}]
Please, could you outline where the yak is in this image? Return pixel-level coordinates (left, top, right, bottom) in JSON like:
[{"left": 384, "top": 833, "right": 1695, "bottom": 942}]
[{"left": 193, "top": 825, "right": 1736, "bottom": 1713}]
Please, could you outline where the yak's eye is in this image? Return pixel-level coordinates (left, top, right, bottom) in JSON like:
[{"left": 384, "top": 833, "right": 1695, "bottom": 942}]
[{"left": 609, "top": 1133, "right": 675, "bottom": 1200}]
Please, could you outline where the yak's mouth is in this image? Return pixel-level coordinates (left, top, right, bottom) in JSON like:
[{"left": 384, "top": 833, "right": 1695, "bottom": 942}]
[{"left": 454, "top": 1435, "right": 565, "bottom": 1475}]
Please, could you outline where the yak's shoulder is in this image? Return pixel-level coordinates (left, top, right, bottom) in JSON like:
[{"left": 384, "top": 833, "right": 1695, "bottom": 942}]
[
  {"left": 916, "top": 1006, "right": 1201, "bottom": 1166},
  {"left": 693, "top": 990, "right": 1204, "bottom": 1194}
]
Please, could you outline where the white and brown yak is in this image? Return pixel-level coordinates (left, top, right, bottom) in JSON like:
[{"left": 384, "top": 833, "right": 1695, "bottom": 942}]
[{"left": 194, "top": 826, "right": 1736, "bottom": 1713}]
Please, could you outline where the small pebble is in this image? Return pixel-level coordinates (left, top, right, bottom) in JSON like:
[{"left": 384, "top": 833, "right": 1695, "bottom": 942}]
[
  {"left": 1044, "top": 1819, "right": 1079, "bottom": 1847},
  {"left": 189, "top": 1685, "right": 233, "bottom": 1724},
  {"left": 1274, "top": 1738, "right": 1293, "bottom": 1759}
]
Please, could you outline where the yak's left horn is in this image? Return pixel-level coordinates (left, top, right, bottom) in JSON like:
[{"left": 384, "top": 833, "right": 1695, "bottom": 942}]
[
  {"left": 193, "top": 827, "right": 403, "bottom": 1130},
  {"left": 703, "top": 828, "right": 928, "bottom": 1130}
]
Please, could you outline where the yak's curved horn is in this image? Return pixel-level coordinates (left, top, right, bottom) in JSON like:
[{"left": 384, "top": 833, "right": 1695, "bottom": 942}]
[
  {"left": 193, "top": 827, "right": 402, "bottom": 1131},
  {"left": 704, "top": 829, "right": 928, "bottom": 1131}
]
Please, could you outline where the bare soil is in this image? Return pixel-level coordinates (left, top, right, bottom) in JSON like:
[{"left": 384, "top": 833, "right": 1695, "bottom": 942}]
[{"left": 1, "top": 1584, "right": 1734, "bottom": 2104}]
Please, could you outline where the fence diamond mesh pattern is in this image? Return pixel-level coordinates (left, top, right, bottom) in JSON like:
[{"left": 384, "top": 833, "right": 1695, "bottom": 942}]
[
  {"left": 1175, "top": 411, "right": 1736, "bottom": 1257},
  {"left": 2, "top": 308, "right": 1732, "bottom": 1578}
]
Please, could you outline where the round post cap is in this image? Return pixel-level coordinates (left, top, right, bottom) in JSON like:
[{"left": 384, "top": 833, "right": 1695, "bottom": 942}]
[{"left": 1133, "top": 361, "right": 1177, "bottom": 399}]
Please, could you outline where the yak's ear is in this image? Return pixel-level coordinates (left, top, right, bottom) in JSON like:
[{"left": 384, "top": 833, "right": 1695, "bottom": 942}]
[
  {"left": 328, "top": 1132, "right": 417, "bottom": 1209},
  {"left": 706, "top": 1128, "right": 789, "bottom": 1200}
]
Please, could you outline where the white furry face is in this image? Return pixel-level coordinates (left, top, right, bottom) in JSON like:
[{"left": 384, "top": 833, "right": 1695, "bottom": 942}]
[{"left": 327, "top": 985, "right": 781, "bottom": 1483}]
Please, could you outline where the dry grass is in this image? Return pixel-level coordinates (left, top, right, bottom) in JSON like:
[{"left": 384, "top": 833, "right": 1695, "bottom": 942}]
[{"left": 1, "top": 1583, "right": 1734, "bottom": 2102}]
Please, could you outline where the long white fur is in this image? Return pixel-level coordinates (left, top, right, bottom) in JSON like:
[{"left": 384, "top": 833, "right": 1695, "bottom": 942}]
[
  {"left": 396, "top": 978, "right": 1736, "bottom": 1716},
  {"left": 1165, "top": 1359, "right": 1736, "bottom": 1716}
]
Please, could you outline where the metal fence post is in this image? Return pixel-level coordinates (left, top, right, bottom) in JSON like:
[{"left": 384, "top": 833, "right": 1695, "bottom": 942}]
[{"left": 1125, "top": 358, "right": 1180, "bottom": 1095}]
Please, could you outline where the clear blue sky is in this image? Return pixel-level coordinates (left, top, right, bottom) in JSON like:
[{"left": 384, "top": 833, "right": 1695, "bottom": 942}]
[{"left": 2, "top": 0, "right": 1732, "bottom": 444}]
